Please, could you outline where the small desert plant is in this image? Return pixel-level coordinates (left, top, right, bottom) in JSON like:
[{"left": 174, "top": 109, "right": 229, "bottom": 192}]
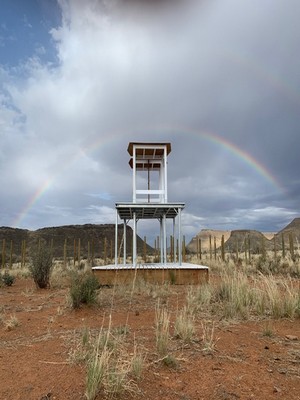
[
  {"left": 106, "top": 358, "right": 132, "bottom": 397},
  {"left": 68, "top": 327, "right": 92, "bottom": 364},
  {"left": 259, "top": 275, "right": 299, "bottom": 319},
  {"left": 155, "top": 301, "right": 170, "bottom": 357},
  {"left": 85, "top": 332, "right": 112, "bottom": 400},
  {"left": 186, "top": 284, "right": 212, "bottom": 314},
  {"left": 174, "top": 306, "right": 195, "bottom": 343},
  {"left": 29, "top": 243, "right": 53, "bottom": 288},
  {"left": 69, "top": 271, "right": 100, "bottom": 309},
  {"left": 215, "top": 271, "right": 255, "bottom": 319},
  {"left": 4, "top": 314, "right": 20, "bottom": 331},
  {"left": 201, "top": 320, "right": 219, "bottom": 352},
  {"left": 262, "top": 320, "right": 275, "bottom": 337},
  {"left": 1, "top": 271, "right": 15, "bottom": 286},
  {"left": 131, "top": 344, "right": 145, "bottom": 380},
  {"left": 162, "top": 354, "right": 178, "bottom": 368},
  {"left": 84, "top": 325, "right": 137, "bottom": 400},
  {"left": 50, "top": 264, "right": 71, "bottom": 289}
]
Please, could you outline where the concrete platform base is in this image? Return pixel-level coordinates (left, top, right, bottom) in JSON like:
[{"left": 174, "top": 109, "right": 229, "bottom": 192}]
[{"left": 92, "top": 263, "right": 209, "bottom": 285}]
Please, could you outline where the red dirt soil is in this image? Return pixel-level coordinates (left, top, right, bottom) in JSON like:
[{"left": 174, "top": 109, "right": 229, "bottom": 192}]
[{"left": 0, "top": 277, "right": 299, "bottom": 400}]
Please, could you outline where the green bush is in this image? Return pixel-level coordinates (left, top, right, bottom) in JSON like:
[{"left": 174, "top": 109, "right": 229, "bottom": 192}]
[
  {"left": 69, "top": 271, "right": 100, "bottom": 309},
  {"left": 2, "top": 271, "right": 15, "bottom": 286},
  {"left": 29, "top": 243, "right": 53, "bottom": 288}
]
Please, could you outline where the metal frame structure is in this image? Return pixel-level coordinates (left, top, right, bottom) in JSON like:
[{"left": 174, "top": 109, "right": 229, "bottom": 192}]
[{"left": 114, "top": 142, "right": 185, "bottom": 268}]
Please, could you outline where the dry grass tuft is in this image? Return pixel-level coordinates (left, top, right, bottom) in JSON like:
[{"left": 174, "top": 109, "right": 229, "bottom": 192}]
[
  {"left": 201, "top": 320, "right": 219, "bottom": 352},
  {"left": 4, "top": 314, "right": 20, "bottom": 331},
  {"left": 155, "top": 301, "right": 171, "bottom": 357},
  {"left": 174, "top": 306, "right": 195, "bottom": 343}
]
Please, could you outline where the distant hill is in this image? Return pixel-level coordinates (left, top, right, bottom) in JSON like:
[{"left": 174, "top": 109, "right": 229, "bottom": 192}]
[
  {"left": 0, "top": 224, "right": 153, "bottom": 261},
  {"left": 1, "top": 217, "right": 300, "bottom": 261},
  {"left": 187, "top": 229, "right": 231, "bottom": 252},
  {"left": 274, "top": 217, "right": 300, "bottom": 249},
  {"left": 186, "top": 217, "right": 300, "bottom": 254},
  {"left": 224, "top": 230, "right": 272, "bottom": 253}
]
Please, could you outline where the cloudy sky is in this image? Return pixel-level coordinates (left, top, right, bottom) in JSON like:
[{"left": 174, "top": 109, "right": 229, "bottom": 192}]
[{"left": 1, "top": 0, "right": 300, "bottom": 243}]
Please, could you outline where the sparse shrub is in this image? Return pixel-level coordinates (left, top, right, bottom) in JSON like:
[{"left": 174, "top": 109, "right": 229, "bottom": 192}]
[
  {"left": 131, "top": 344, "right": 145, "bottom": 380},
  {"left": 162, "top": 354, "right": 177, "bottom": 368},
  {"left": 259, "top": 275, "right": 300, "bottom": 319},
  {"left": 69, "top": 271, "right": 100, "bottom": 309},
  {"left": 4, "top": 314, "right": 20, "bottom": 331},
  {"left": 2, "top": 271, "right": 16, "bottom": 286},
  {"left": 186, "top": 284, "right": 212, "bottom": 314},
  {"left": 29, "top": 243, "right": 53, "bottom": 288},
  {"left": 262, "top": 320, "right": 275, "bottom": 337},
  {"left": 106, "top": 358, "right": 131, "bottom": 397},
  {"left": 50, "top": 264, "right": 71, "bottom": 289},
  {"left": 215, "top": 271, "right": 255, "bottom": 319},
  {"left": 84, "top": 326, "right": 138, "bottom": 400},
  {"left": 155, "top": 301, "right": 170, "bottom": 357},
  {"left": 174, "top": 306, "right": 195, "bottom": 342},
  {"left": 201, "top": 320, "right": 219, "bottom": 352},
  {"left": 85, "top": 333, "right": 112, "bottom": 400}
]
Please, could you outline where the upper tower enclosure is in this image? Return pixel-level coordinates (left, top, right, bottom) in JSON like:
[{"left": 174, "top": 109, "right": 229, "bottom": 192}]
[{"left": 128, "top": 142, "right": 171, "bottom": 204}]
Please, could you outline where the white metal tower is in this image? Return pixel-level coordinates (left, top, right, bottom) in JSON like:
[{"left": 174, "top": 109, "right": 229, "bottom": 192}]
[{"left": 115, "top": 142, "right": 185, "bottom": 268}]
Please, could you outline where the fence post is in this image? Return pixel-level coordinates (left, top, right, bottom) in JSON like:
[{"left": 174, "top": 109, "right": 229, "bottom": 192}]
[
  {"left": 214, "top": 236, "right": 217, "bottom": 260},
  {"left": 21, "top": 240, "right": 26, "bottom": 268},
  {"left": 64, "top": 239, "right": 67, "bottom": 268},
  {"left": 87, "top": 240, "right": 90, "bottom": 266},
  {"left": 261, "top": 235, "right": 266, "bottom": 260},
  {"left": 91, "top": 238, "right": 95, "bottom": 267},
  {"left": 281, "top": 233, "right": 285, "bottom": 258},
  {"left": 199, "top": 238, "right": 202, "bottom": 261},
  {"left": 73, "top": 239, "right": 76, "bottom": 266},
  {"left": 247, "top": 234, "right": 251, "bottom": 262},
  {"left": 221, "top": 235, "right": 225, "bottom": 262},
  {"left": 289, "top": 233, "right": 294, "bottom": 259},
  {"left": 104, "top": 237, "right": 107, "bottom": 264},
  {"left": 2, "top": 239, "right": 6, "bottom": 269},
  {"left": 9, "top": 240, "right": 13, "bottom": 269},
  {"left": 78, "top": 238, "right": 81, "bottom": 267}
]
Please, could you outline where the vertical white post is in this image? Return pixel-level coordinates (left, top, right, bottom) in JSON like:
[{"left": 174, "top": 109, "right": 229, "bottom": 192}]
[
  {"left": 178, "top": 207, "right": 182, "bottom": 266},
  {"left": 123, "top": 219, "right": 127, "bottom": 267},
  {"left": 164, "top": 146, "right": 168, "bottom": 203},
  {"left": 133, "top": 145, "right": 136, "bottom": 203},
  {"left": 160, "top": 217, "right": 163, "bottom": 263},
  {"left": 159, "top": 160, "right": 163, "bottom": 203},
  {"left": 115, "top": 209, "right": 118, "bottom": 267},
  {"left": 133, "top": 211, "right": 137, "bottom": 268},
  {"left": 173, "top": 217, "right": 176, "bottom": 263},
  {"left": 163, "top": 213, "right": 167, "bottom": 265}
]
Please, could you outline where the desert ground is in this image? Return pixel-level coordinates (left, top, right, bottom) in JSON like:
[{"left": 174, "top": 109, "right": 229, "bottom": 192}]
[{"left": 0, "top": 259, "right": 300, "bottom": 400}]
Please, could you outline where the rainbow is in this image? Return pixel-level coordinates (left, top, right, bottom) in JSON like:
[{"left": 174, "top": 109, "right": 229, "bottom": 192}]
[
  {"left": 12, "top": 129, "right": 283, "bottom": 228},
  {"left": 190, "top": 130, "right": 280, "bottom": 189}
]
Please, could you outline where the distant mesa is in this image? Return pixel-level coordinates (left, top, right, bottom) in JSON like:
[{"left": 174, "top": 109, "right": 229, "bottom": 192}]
[
  {"left": 187, "top": 229, "right": 231, "bottom": 253},
  {"left": 186, "top": 218, "right": 300, "bottom": 253}
]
